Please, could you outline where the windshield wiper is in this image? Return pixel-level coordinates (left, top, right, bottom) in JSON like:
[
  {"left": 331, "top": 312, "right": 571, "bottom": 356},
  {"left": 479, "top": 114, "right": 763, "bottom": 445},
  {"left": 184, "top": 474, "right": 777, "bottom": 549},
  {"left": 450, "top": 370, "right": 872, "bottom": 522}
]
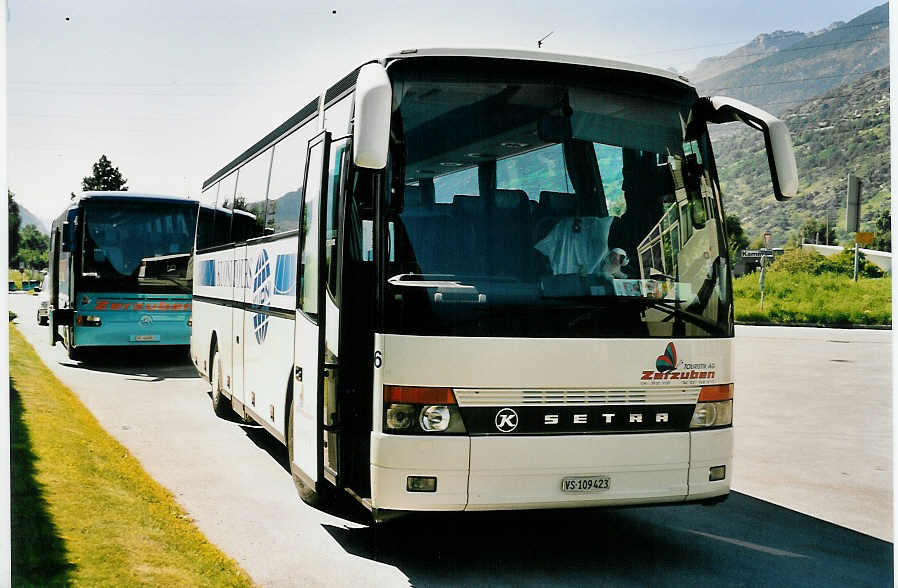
[{"left": 630, "top": 297, "right": 720, "bottom": 334}]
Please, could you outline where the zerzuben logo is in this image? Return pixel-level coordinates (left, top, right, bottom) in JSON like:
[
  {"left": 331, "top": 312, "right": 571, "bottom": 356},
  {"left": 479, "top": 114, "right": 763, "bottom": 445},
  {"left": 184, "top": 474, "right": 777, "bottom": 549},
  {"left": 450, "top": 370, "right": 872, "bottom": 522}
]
[
  {"left": 641, "top": 342, "right": 716, "bottom": 385},
  {"left": 495, "top": 408, "right": 519, "bottom": 433}
]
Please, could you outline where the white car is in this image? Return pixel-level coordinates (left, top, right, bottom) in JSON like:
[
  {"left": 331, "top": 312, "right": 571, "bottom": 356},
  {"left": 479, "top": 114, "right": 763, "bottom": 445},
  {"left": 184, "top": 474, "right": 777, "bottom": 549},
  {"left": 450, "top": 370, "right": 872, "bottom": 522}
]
[{"left": 36, "top": 276, "right": 49, "bottom": 325}]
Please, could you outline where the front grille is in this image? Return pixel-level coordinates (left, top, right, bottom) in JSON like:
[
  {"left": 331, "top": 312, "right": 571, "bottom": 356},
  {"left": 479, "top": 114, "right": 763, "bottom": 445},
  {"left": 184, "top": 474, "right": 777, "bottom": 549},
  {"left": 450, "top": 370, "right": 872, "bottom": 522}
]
[{"left": 454, "top": 388, "right": 699, "bottom": 407}]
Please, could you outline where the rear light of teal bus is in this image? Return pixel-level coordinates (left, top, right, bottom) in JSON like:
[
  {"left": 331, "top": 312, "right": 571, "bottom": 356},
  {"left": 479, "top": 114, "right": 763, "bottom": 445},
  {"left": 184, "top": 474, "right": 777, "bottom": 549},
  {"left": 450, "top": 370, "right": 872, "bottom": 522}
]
[
  {"left": 76, "top": 315, "right": 102, "bottom": 327},
  {"left": 383, "top": 386, "right": 466, "bottom": 434},
  {"left": 690, "top": 384, "right": 733, "bottom": 428}
]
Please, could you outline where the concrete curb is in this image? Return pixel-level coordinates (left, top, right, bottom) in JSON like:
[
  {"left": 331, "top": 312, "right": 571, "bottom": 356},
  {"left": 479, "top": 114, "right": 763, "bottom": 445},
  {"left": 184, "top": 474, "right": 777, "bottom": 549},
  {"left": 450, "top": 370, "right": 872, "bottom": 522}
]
[{"left": 735, "top": 321, "right": 892, "bottom": 330}]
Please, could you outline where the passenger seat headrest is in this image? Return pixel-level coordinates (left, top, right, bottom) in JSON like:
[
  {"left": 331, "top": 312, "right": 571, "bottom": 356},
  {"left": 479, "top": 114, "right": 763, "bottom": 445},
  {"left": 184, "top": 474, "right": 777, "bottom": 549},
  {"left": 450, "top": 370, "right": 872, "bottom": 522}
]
[
  {"left": 452, "top": 194, "right": 485, "bottom": 214},
  {"left": 495, "top": 189, "right": 529, "bottom": 209},
  {"left": 538, "top": 191, "right": 577, "bottom": 216}
]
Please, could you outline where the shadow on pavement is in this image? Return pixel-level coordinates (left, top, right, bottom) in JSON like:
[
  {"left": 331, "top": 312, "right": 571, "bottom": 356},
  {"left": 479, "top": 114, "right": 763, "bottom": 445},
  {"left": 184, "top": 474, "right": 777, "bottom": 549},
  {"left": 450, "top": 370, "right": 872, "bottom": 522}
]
[
  {"left": 10, "top": 379, "right": 77, "bottom": 584},
  {"left": 323, "top": 492, "right": 892, "bottom": 586},
  {"left": 58, "top": 346, "right": 198, "bottom": 381}
]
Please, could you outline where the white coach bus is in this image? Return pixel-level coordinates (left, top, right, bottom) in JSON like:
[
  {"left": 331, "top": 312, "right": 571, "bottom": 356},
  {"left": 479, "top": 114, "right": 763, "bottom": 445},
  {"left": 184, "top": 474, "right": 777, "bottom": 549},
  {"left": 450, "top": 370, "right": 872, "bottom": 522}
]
[{"left": 192, "top": 48, "right": 797, "bottom": 520}]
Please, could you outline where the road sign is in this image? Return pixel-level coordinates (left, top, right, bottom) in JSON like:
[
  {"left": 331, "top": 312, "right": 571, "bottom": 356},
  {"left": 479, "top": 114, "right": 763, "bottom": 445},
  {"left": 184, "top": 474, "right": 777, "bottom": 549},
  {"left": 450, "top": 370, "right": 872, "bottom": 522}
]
[{"left": 856, "top": 232, "right": 874, "bottom": 245}]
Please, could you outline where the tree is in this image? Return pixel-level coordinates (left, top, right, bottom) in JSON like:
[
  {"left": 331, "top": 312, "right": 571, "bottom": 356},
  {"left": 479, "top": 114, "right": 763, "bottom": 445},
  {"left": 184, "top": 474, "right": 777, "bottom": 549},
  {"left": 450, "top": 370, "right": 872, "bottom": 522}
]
[
  {"left": 724, "top": 214, "right": 749, "bottom": 260},
  {"left": 8, "top": 190, "right": 21, "bottom": 265},
  {"left": 18, "top": 224, "right": 50, "bottom": 269},
  {"left": 82, "top": 154, "right": 128, "bottom": 191},
  {"left": 798, "top": 218, "right": 836, "bottom": 246},
  {"left": 872, "top": 205, "right": 890, "bottom": 252}
]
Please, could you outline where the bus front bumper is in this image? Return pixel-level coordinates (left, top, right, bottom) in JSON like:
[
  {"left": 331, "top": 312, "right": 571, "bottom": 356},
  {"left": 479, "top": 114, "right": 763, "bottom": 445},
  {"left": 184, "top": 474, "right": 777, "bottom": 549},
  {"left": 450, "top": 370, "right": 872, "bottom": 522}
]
[{"left": 370, "top": 428, "right": 731, "bottom": 512}]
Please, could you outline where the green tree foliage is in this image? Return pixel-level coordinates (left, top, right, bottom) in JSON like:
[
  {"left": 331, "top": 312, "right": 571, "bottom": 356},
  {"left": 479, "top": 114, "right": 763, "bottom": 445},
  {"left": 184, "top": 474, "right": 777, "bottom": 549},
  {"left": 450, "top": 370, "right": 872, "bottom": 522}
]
[
  {"left": 725, "top": 215, "right": 749, "bottom": 260},
  {"left": 17, "top": 225, "right": 50, "bottom": 270},
  {"left": 8, "top": 190, "right": 21, "bottom": 264},
  {"left": 798, "top": 218, "right": 836, "bottom": 245},
  {"left": 82, "top": 155, "right": 128, "bottom": 192},
  {"left": 872, "top": 206, "right": 890, "bottom": 251}
]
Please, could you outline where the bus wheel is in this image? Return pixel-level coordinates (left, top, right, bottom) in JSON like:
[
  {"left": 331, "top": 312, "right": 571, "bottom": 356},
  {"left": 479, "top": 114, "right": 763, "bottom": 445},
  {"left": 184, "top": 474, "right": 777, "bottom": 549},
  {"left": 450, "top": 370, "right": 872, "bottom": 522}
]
[
  {"left": 287, "top": 398, "right": 332, "bottom": 507},
  {"left": 210, "top": 346, "right": 232, "bottom": 418},
  {"left": 67, "top": 343, "right": 82, "bottom": 362}
]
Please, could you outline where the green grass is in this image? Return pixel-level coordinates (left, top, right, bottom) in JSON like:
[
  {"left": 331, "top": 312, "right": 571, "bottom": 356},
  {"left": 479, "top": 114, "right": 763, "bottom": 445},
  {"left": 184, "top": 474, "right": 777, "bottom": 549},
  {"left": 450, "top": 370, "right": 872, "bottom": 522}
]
[
  {"left": 9, "top": 325, "right": 256, "bottom": 587},
  {"left": 734, "top": 271, "right": 891, "bottom": 325}
]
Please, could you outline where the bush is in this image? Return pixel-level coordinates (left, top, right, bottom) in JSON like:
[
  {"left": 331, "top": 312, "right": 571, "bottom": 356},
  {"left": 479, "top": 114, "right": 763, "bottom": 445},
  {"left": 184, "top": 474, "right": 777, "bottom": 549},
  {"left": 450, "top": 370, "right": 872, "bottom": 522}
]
[
  {"left": 818, "top": 248, "right": 884, "bottom": 278},
  {"left": 768, "top": 248, "right": 826, "bottom": 274},
  {"left": 768, "top": 247, "right": 883, "bottom": 278}
]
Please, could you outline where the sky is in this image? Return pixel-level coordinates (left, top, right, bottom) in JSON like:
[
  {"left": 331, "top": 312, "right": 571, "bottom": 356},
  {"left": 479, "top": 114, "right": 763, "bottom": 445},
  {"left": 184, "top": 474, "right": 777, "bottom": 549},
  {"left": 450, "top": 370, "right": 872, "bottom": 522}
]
[{"left": 6, "top": 0, "right": 886, "bottom": 228}]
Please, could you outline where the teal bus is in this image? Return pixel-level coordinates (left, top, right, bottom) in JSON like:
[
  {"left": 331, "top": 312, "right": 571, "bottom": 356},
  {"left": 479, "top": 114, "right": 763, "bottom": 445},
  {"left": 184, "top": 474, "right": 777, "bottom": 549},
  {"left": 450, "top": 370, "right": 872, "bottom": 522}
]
[{"left": 48, "top": 191, "right": 199, "bottom": 360}]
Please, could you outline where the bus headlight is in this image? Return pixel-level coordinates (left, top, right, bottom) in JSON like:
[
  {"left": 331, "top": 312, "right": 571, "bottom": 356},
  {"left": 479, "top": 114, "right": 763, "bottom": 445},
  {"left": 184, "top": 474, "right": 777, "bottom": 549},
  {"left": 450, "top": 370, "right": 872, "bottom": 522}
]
[
  {"left": 383, "top": 386, "right": 466, "bottom": 434},
  {"left": 385, "top": 404, "right": 416, "bottom": 430},
  {"left": 690, "top": 400, "right": 733, "bottom": 428},
  {"left": 690, "top": 384, "right": 733, "bottom": 428},
  {"left": 420, "top": 405, "right": 450, "bottom": 431}
]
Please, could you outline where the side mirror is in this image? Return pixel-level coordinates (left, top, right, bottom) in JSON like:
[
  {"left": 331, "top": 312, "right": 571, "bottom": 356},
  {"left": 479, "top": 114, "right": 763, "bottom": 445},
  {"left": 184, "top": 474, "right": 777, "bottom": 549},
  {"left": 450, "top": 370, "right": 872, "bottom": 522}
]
[
  {"left": 352, "top": 62, "right": 392, "bottom": 169},
  {"left": 704, "top": 96, "right": 798, "bottom": 201}
]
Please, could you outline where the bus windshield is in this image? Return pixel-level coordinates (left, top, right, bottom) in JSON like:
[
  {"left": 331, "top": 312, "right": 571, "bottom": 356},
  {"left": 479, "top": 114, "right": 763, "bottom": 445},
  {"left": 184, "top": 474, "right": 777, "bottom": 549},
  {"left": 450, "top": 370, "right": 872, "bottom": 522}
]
[
  {"left": 81, "top": 200, "right": 197, "bottom": 293},
  {"left": 383, "top": 58, "right": 731, "bottom": 338}
]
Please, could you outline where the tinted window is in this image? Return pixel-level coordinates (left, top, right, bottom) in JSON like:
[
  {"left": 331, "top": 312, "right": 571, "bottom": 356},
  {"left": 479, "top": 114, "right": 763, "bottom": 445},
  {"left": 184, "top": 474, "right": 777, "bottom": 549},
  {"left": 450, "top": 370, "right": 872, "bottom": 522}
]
[
  {"left": 232, "top": 149, "right": 272, "bottom": 241},
  {"left": 197, "top": 184, "right": 219, "bottom": 250},
  {"left": 300, "top": 139, "right": 326, "bottom": 317},
  {"left": 267, "top": 119, "right": 317, "bottom": 234},
  {"left": 215, "top": 173, "right": 238, "bottom": 245}
]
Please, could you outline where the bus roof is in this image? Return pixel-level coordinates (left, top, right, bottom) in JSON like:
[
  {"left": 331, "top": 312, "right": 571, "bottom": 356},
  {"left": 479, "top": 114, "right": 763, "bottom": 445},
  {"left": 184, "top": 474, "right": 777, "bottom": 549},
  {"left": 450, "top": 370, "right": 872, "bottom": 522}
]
[
  {"left": 72, "top": 191, "right": 193, "bottom": 205},
  {"left": 383, "top": 48, "right": 693, "bottom": 87},
  {"left": 202, "top": 48, "right": 693, "bottom": 189}
]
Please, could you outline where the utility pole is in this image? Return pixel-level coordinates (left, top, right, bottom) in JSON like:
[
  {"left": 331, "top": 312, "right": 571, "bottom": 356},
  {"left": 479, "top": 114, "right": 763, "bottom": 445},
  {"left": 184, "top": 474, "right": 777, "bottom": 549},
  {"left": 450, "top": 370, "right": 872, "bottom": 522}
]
[{"left": 846, "top": 174, "right": 862, "bottom": 282}]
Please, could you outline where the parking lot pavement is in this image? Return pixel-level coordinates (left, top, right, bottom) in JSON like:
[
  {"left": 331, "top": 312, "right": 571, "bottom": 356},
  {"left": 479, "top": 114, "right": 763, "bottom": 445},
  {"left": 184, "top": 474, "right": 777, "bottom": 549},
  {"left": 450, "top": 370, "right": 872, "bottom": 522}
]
[
  {"left": 733, "top": 325, "right": 892, "bottom": 541},
  {"left": 8, "top": 293, "right": 892, "bottom": 585}
]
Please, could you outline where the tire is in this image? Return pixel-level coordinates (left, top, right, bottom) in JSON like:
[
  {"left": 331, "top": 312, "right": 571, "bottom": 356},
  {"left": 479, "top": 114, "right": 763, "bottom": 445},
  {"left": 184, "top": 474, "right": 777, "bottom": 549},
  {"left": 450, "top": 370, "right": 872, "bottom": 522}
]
[
  {"left": 66, "top": 329, "right": 83, "bottom": 361},
  {"left": 210, "top": 346, "right": 232, "bottom": 418}
]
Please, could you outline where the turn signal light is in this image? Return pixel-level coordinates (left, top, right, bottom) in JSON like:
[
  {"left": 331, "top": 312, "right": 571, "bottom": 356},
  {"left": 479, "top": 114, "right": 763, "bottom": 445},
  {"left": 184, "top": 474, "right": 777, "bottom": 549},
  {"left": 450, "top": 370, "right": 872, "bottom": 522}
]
[
  {"left": 384, "top": 385, "right": 456, "bottom": 404},
  {"left": 698, "top": 383, "right": 733, "bottom": 402}
]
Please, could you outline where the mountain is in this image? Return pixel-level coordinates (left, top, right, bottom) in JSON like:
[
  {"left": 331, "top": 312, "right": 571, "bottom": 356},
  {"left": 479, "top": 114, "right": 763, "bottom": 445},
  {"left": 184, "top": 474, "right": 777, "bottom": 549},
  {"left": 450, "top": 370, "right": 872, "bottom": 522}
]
[
  {"left": 19, "top": 203, "right": 49, "bottom": 235},
  {"left": 694, "top": 3, "right": 888, "bottom": 116},
  {"left": 686, "top": 30, "right": 808, "bottom": 83},
  {"left": 713, "top": 66, "right": 889, "bottom": 247}
]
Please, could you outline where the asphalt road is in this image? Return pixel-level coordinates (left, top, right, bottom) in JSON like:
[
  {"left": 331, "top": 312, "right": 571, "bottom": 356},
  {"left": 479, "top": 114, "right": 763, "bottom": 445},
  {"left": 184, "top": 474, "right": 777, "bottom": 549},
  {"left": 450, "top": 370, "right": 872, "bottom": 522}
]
[{"left": 9, "top": 293, "right": 893, "bottom": 587}]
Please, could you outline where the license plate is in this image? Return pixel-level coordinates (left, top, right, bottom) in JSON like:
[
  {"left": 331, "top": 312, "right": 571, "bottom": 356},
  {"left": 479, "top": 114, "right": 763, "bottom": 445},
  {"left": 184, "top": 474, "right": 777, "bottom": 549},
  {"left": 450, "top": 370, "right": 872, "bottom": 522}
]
[
  {"left": 134, "top": 335, "right": 158, "bottom": 342},
  {"left": 561, "top": 476, "right": 611, "bottom": 493}
]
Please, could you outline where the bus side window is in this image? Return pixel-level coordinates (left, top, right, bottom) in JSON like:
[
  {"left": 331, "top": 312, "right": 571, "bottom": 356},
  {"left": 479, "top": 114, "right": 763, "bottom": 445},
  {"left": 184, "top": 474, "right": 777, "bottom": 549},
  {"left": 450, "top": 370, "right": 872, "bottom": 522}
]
[
  {"left": 267, "top": 118, "right": 317, "bottom": 235},
  {"left": 216, "top": 173, "right": 238, "bottom": 246},
  {"left": 324, "top": 94, "right": 352, "bottom": 135},
  {"left": 299, "top": 140, "right": 326, "bottom": 319},
  {"left": 232, "top": 148, "right": 272, "bottom": 241},
  {"left": 325, "top": 139, "right": 348, "bottom": 298}
]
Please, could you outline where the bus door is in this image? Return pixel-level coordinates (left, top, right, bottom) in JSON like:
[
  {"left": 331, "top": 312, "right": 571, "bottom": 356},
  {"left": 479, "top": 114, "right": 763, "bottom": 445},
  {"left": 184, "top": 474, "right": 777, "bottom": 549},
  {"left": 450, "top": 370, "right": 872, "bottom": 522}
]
[
  {"left": 232, "top": 242, "right": 247, "bottom": 416},
  {"left": 49, "top": 211, "right": 76, "bottom": 346},
  {"left": 292, "top": 132, "right": 331, "bottom": 487}
]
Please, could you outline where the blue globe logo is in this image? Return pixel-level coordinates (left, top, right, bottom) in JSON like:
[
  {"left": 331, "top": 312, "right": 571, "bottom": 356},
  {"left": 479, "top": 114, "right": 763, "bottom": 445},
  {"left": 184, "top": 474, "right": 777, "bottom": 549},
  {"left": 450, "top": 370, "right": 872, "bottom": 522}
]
[{"left": 252, "top": 249, "right": 272, "bottom": 344}]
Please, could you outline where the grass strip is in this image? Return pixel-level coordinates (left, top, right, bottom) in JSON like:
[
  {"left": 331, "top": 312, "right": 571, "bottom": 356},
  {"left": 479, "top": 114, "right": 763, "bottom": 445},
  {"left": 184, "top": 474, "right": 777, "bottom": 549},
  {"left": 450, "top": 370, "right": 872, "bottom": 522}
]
[
  {"left": 9, "top": 325, "right": 256, "bottom": 587},
  {"left": 734, "top": 272, "right": 891, "bottom": 326}
]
